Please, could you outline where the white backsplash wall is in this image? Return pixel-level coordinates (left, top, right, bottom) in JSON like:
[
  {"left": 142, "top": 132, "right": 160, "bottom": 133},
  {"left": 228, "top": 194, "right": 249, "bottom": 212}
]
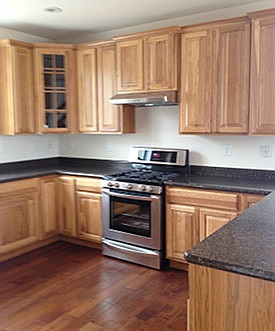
[
  {"left": 0, "top": 135, "right": 60, "bottom": 163},
  {"left": 59, "top": 106, "right": 275, "bottom": 170}
]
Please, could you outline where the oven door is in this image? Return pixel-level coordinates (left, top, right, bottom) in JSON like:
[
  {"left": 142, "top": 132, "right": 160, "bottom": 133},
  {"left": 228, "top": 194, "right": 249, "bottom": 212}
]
[{"left": 102, "top": 188, "right": 162, "bottom": 250}]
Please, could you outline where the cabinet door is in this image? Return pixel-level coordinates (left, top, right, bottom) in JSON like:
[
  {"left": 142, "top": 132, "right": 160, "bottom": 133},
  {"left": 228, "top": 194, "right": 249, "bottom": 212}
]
[
  {"left": 58, "top": 176, "right": 76, "bottom": 237},
  {"left": 76, "top": 191, "right": 102, "bottom": 243},
  {"left": 199, "top": 208, "right": 237, "bottom": 241},
  {"left": 97, "top": 43, "right": 121, "bottom": 132},
  {"left": 179, "top": 28, "right": 212, "bottom": 133},
  {"left": 250, "top": 10, "right": 275, "bottom": 134},
  {"left": 240, "top": 194, "right": 263, "bottom": 212},
  {"left": 77, "top": 48, "right": 98, "bottom": 132},
  {"left": 34, "top": 46, "right": 76, "bottom": 133},
  {"left": 0, "top": 179, "right": 39, "bottom": 254},
  {"left": 40, "top": 176, "right": 59, "bottom": 238},
  {"left": 213, "top": 19, "right": 250, "bottom": 133},
  {"left": 144, "top": 32, "right": 178, "bottom": 90},
  {"left": 116, "top": 39, "right": 143, "bottom": 92},
  {"left": 166, "top": 204, "right": 199, "bottom": 262},
  {"left": 0, "top": 40, "right": 35, "bottom": 134}
]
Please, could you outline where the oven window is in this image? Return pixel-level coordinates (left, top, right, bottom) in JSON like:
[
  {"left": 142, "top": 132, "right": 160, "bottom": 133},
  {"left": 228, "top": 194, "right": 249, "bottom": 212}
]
[{"left": 110, "top": 196, "right": 151, "bottom": 237}]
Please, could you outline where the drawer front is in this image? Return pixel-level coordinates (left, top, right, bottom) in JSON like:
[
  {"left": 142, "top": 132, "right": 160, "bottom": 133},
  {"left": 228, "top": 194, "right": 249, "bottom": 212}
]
[{"left": 166, "top": 187, "right": 239, "bottom": 211}]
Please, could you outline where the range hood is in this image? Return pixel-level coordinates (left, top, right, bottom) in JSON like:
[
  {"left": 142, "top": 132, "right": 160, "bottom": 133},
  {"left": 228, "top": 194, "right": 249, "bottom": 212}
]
[{"left": 109, "top": 91, "right": 178, "bottom": 107}]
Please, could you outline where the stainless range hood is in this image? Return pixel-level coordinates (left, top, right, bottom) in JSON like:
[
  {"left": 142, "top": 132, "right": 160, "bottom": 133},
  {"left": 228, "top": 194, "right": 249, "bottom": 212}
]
[{"left": 110, "top": 91, "right": 178, "bottom": 107}]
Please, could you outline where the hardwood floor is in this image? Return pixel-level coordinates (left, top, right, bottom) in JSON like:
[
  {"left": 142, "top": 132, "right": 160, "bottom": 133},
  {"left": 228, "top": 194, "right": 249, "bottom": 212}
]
[{"left": 0, "top": 242, "right": 188, "bottom": 331}]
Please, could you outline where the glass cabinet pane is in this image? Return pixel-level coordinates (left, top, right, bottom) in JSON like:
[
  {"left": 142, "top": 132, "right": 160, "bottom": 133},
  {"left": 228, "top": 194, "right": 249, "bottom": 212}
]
[
  {"left": 56, "top": 74, "right": 65, "bottom": 88},
  {"left": 45, "top": 112, "right": 56, "bottom": 128},
  {"left": 57, "top": 93, "right": 66, "bottom": 109},
  {"left": 57, "top": 113, "right": 67, "bottom": 128},
  {"left": 43, "top": 54, "right": 53, "bottom": 69},
  {"left": 45, "top": 93, "right": 54, "bottom": 109},
  {"left": 55, "top": 55, "right": 64, "bottom": 69},
  {"left": 44, "top": 74, "right": 53, "bottom": 88}
]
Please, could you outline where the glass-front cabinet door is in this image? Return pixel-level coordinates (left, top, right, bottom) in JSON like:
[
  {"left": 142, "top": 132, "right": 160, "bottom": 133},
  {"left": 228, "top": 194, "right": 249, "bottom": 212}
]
[{"left": 33, "top": 45, "right": 76, "bottom": 133}]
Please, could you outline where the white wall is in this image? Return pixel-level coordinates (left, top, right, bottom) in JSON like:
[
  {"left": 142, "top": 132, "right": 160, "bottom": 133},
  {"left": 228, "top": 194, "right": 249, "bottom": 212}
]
[
  {"left": 59, "top": 0, "right": 275, "bottom": 43},
  {"left": 1, "top": 1, "right": 275, "bottom": 170},
  {"left": 59, "top": 106, "right": 275, "bottom": 170}
]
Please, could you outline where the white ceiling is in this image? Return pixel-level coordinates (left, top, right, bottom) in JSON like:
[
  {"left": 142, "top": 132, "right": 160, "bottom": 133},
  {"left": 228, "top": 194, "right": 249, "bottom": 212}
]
[{"left": 0, "top": 0, "right": 269, "bottom": 40}]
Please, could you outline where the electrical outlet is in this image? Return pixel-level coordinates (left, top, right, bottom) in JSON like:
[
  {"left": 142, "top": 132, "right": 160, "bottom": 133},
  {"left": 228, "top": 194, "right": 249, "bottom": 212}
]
[
  {"left": 47, "top": 140, "right": 53, "bottom": 149},
  {"left": 222, "top": 144, "right": 232, "bottom": 156},
  {"left": 260, "top": 145, "right": 272, "bottom": 158},
  {"left": 106, "top": 142, "right": 113, "bottom": 152}
]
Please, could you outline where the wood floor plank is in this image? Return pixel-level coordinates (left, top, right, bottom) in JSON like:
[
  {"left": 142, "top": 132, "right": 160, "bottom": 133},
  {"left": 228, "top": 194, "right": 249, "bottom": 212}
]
[{"left": 0, "top": 242, "right": 188, "bottom": 330}]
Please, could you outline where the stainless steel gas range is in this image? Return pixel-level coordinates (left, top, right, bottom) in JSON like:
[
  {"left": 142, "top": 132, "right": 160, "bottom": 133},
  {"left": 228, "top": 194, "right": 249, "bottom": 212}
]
[{"left": 101, "top": 147, "right": 189, "bottom": 269}]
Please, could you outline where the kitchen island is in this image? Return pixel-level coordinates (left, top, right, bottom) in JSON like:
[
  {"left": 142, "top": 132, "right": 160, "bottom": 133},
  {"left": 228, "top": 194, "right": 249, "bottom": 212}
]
[{"left": 184, "top": 191, "right": 275, "bottom": 331}]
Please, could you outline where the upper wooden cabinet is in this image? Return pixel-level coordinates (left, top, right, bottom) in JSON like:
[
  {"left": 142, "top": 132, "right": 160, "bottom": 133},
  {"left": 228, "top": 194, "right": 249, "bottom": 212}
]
[
  {"left": 179, "top": 17, "right": 250, "bottom": 134},
  {"left": 249, "top": 9, "right": 275, "bottom": 134},
  {"left": 33, "top": 44, "right": 76, "bottom": 133},
  {"left": 0, "top": 39, "right": 35, "bottom": 135},
  {"left": 114, "top": 26, "right": 180, "bottom": 93},
  {"left": 76, "top": 41, "right": 135, "bottom": 133}
]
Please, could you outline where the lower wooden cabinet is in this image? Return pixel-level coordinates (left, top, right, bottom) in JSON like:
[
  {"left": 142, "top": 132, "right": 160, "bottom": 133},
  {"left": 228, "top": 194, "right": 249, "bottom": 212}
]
[
  {"left": 76, "top": 178, "right": 102, "bottom": 243},
  {"left": 0, "top": 179, "right": 39, "bottom": 254},
  {"left": 166, "top": 187, "right": 263, "bottom": 265},
  {"left": 58, "top": 176, "right": 77, "bottom": 237},
  {"left": 39, "top": 176, "right": 59, "bottom": 238},
  {"left": 166, "top": 204, "right": 199, "bottom": 262},
  {"left": 188, "top": 264, "right": 275, "bottom": 331},
  {"left": 199, "top": 208, "right": 237, "bottom": 241}
]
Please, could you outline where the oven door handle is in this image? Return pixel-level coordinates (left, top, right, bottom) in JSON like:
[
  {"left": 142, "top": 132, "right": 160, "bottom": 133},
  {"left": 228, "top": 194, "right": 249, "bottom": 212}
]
[
  {"left": 102, "top": 188, "right": 160, "bottom": 202},
  {"left": 102, "top": 239, "right": 159, "bottom": 257}
]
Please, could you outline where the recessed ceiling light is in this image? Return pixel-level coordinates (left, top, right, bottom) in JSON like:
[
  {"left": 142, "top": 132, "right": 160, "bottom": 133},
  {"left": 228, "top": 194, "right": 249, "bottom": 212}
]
[{"left": 43, "top": 7, "right": 63, "bottom": 14}]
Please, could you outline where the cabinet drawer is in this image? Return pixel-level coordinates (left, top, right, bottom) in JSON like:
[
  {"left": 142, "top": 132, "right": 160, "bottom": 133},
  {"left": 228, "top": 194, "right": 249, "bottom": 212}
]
[
  {"left": 76, "top": 177, "right": 102, "bottom": 193},
  {"left": 166, "top": 187, "right": 239, "bottom": 211}
]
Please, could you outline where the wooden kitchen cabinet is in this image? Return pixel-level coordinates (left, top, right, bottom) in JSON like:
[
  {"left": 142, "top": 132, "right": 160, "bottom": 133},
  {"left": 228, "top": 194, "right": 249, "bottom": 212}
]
[
  {"left": 114, "top": 26, "right": 179, "bottom": 93},
  {"left": 0, "top": 179, "right": 39, "bottom": 254},
  {"left": 166, "top": 187, "right": 239, "bottom": 265},
  {"left": 76, "top": 177, "right": 102, "bottom": 243},
  {"left": 77, "top": 47, "right": 98, "bottom": 132},
  {"left": 179, "top": 17, "right": 250, "bottom": 134},
  {"left": 76, "top": 41, "right": 135, "bottom": 133},
  {"left": 188, "top": 264, "right": 275, "bottom": 331},
  {"left": 33, "top": 44, "right": 76, "bottom": 133},
  {"left": 39, "top": 176, "right": 59, "bottom": 238},
  {"left": 199, "top": 208, "right": 237, "bottom": 241},
  {"left": 58, "top": 176, "right": 76, "bottom": 237},
  {"left": 166, "top": 204, "right": 199, "bottom": 263},
  {"left": 0, "top": 39, "right": 35, "bottom": 134},
  {"left": 239, "top": 193, "right": 263, "bottom": 211},
  {"left": 249, "top": 9, "right": 275, "bottom": 134}
]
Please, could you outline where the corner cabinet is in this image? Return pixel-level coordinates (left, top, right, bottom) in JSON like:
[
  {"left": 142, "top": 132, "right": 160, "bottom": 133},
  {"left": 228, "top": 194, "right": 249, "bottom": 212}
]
[
  {"left": 76, "top": 177, "right": 102, "bottom": 243},
  {"left": 0, "top": 179, "right": 39, "bottom": 254},
  {"left": 33, "top": 44, "right": 76, "bottom": 133},
  {"left": 76, "top": 41, "right": 135, "bottom": 133},
  {"left": 114, "top": 26, "right": 179, "bottom": 93},
  {"left": 166, "top": 187, "right": 263, "bottom": 266},
  {"left": 249, "top": 9, "right": 275, "bottom": 134},
  {"left": 179, "top": 17, "right": 250, "bottom": 134},
  {"left": 0, "top": 39, "right": 35, "bottom": 135}
]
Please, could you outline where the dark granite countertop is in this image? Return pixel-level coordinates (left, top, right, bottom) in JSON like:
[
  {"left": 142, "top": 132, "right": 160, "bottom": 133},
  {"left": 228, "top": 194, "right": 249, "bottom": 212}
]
[
  {"left": 1, "top": 158, "right": 275, "bottom": 281},
  {"left": 0, "top": 157, "right": 133, "bottom": 183}
]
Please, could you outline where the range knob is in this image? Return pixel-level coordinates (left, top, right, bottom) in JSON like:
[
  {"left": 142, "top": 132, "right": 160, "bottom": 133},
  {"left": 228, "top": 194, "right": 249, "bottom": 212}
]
[
  {"left": 140, "top": 185, "right": 146, "bottom": 192},
  {"left": 107, "top": 182, "right": 113, "bottom": 187},
  {"left": 114, "top": 182, "right": 120, "bottom": 188},
  {"left": 148, "top": 186, "right": 154, "bottom": 193},
  {"left": 127, "top": 184, "right": 133, "bottom": 189}
]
